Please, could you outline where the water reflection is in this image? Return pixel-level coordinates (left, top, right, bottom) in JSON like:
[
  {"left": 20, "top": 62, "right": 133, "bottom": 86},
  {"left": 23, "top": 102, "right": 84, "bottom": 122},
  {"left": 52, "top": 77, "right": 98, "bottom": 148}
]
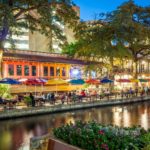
[{"left": 1, "top": 102, "right": 150, "bottom": 150}]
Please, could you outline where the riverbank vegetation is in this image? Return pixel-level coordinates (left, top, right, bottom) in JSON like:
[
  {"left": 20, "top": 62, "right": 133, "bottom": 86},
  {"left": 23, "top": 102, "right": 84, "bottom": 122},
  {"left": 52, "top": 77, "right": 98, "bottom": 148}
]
[{"left": 53, "top": 121, "right": 150, "bottom": 150}]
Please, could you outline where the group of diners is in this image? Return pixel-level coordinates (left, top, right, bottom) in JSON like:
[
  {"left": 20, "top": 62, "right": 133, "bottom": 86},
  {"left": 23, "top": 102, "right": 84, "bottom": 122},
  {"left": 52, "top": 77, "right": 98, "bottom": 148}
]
[
  {"left": 0, "top": 86, "right": 150, "bottom": 109},
  {"left": 0, "top": 97, "right": 18, "bottom": 108}
]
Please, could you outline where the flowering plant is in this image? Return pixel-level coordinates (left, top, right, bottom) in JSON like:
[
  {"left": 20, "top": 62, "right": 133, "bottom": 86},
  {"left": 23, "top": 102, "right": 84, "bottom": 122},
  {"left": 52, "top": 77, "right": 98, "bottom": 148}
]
[{"left": 53, "top": 121, "right": 150, "bottom": 150}]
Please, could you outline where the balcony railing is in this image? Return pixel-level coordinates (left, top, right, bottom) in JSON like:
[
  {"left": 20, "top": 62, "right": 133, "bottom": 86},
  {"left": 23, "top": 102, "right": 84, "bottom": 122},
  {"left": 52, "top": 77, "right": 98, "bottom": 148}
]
[{"left": 113, "top": 68, "right": 150, "bottom": 74}]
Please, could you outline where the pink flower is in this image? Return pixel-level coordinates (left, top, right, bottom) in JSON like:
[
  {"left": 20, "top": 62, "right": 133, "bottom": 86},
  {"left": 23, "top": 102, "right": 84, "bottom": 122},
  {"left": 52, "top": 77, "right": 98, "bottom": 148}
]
[
  {"left": 101, "top": 143, "right": 109, "bottom": 150},
  {"left": 98, "top": 130, "right": 104, "bottom": 135}
]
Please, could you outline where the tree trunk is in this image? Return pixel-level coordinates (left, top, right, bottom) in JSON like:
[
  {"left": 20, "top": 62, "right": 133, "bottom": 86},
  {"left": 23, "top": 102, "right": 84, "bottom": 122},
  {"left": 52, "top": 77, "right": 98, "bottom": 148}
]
[
  {"left": 133, "top": 60, "right": 138, "bottom": 79},
  {"left": 109, "top": 57, "right": 114, "bottom": 79},
  {"left": 109, "top": 57, "right": 114, "bottom": 91},
  {"left": 132, "top": 59, "right": 139, "bottom": 87},
  {"left": 0, "top": 42, "right": 4, "bottom": 79}
]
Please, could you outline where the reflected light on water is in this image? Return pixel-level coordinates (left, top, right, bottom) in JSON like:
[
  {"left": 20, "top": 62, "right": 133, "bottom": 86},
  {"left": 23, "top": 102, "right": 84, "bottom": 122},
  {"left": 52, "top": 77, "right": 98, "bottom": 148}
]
[
  {"left": 66, "top": 117, "right": 75, "bottom": 124},
  {"left": 123, "top": 109, "right": 130, "bottom": 127},
  {"left": 141, "top": 110, "right": 148, "bottom": 130},
  {"left": 1, "top": 102, "right": 150, "bottom": 150},
  {"left": 112, "top": 107, "right": 122, "bottom": 126}
]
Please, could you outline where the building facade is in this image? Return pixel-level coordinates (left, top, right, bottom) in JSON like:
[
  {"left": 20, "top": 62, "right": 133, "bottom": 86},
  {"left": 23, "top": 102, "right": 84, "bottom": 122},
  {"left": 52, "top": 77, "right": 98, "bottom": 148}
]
[
  {"left": 2, "top": 49, "right": 86, "bottom": 80},
  {"left": 4, "top": 6, "right": 80, "bottom": 53}
]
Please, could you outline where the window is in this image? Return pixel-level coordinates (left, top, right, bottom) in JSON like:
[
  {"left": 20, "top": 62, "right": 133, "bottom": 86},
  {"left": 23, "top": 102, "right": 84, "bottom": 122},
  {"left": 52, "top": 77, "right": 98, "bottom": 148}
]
[
  {"left": 56, "top": 67, "right": 60, "bottom": 76},
  {"left": 44, "top": 66, "right": 48, "bottom": 76},
  {"left": 141, "top": 64, "right": 145, "bottom": 73},
  {"left": 62, "top": 67, "right": 66, "bottom": 76},
  {"left": 32, "top": 66, "right": 36, "bottom": 76},
  {"left": 8, "top": 64, "right": 14, "bottom": 76},
  {"left": 24, "top": 65, "right": 29, "bottom": 76},
  {"left": 17, "top": 65, "right": 22, "bottom": 76},
  {"left": 50, "top": 67, "right": 54, "bottom": 76}
]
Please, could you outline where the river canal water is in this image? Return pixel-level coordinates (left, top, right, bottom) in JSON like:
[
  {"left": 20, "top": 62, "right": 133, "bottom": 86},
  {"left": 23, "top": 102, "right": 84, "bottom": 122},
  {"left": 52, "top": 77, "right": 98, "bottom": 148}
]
[{"left": 0, "top": 101, "right": 150, "bottom": 150}]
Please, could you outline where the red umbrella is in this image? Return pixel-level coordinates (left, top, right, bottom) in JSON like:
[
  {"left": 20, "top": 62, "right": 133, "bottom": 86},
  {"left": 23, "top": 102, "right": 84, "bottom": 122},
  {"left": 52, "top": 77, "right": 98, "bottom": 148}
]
[
  {"left": 35, "top": 78, "right": 46, "bottom": 85},
  {"left": 19, "top": 78, "right": 45, "bottom": 85},
  {"left": 86, "top": 79, "right": 100, "bottom": 84},
  {"left": 116, "top": 79, "right": 131, "bottom": 82}
]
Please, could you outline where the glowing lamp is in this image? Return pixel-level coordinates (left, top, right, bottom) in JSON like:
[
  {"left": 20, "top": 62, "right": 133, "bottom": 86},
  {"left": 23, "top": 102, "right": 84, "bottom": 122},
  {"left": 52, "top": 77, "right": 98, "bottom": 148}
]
[{"left": 72, "top": 69, "right": 79, "bottom": 75}]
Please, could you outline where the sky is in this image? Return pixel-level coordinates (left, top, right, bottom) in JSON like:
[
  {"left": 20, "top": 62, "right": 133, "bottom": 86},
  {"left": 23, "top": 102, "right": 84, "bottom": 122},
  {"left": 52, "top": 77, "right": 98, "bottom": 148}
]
[{"left": 74, "top": 0, "right": 150, "bottom": 21}]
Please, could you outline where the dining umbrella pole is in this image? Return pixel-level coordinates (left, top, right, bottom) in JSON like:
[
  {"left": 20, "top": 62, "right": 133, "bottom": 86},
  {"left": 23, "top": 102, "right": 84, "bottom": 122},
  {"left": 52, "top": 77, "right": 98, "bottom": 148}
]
[
  {"left": 56, "top": 84, "right": 58, "bottom": 95},
  {"left": 41, "top": 84, "right": 43, "bottom": 93},
  {"left": 34, "top": 85, "right": 36, "bottom": 96},
  {"left": 25, "top": 84, "right": 27, "bottom": 93}
]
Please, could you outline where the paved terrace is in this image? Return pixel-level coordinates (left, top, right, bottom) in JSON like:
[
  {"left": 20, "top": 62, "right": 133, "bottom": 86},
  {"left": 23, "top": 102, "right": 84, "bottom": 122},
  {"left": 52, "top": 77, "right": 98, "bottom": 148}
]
[{"left": 0, "top": 94, "right": 150, "bottom": 120}]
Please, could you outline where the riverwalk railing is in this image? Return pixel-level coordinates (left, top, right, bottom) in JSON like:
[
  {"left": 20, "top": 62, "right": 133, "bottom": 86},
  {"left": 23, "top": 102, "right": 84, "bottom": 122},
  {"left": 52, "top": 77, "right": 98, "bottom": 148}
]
[{"left": 0, "top": 93, "right": 150, "bottom": 120}]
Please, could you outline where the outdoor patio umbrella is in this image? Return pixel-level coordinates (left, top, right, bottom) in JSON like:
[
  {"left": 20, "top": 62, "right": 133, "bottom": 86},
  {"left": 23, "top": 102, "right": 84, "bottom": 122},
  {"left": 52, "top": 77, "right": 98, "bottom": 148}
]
[
  {"left": 38, "top": 78, "right": 48, "bottom": 83},
  {"left": 68, "top": 79, "right": 85, "bottom": 91},
  {"left": 18, "top": 78, "right": 28, "bottom": 93},
  {"left": 46, "top": 79, "right": 68, "bottom": 85},
  {"left": 35, "top": 78, "right": 46, "bottom": 85},
  {"left": 19, "top": 78, "right": 45, "bottom": 94},
  {"left": 69, "top": 79, "right": 85, "bottom": 85},
  {"left": 46, "top": 79, "right": 68, "bottom": 93},
  {"left": 38, "top": 78, "right": 48, "bottom": 92},
  {"left": 130, "top": 79, "right": 139, "bottom": 83},
  {"left": 100, "top": 78, "right": 113, "bottom": 83},
  {"left": 0, "top": 78, "right": 20, "bottom": 85},
  {"left": 86, "top": 79, "right": 100, "bottom": 84},
  {"left": 116, "top": 79, "right": 131, "bottom": 82},
  {"left": 139, "top": 79, "right": 148, "bottom": 82}
]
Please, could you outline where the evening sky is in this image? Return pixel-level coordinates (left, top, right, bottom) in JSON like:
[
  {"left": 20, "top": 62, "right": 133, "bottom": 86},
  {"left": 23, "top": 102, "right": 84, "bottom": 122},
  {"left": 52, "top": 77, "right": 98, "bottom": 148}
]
[{"left": 74, "top": 0, "right": 150, "bottom": 20}]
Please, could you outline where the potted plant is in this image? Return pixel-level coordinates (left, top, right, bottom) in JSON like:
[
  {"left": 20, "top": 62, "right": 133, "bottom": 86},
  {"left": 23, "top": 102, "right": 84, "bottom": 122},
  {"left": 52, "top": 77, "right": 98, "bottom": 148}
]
[{"left": 24, "top": 96, "right": 32, "bottom": 106}]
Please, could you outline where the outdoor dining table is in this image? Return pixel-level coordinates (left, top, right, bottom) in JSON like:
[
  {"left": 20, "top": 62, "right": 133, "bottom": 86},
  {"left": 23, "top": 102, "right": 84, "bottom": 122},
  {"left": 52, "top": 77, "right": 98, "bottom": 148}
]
[{"left": 3, "top": 99, "right": 17, "bottom": 108}]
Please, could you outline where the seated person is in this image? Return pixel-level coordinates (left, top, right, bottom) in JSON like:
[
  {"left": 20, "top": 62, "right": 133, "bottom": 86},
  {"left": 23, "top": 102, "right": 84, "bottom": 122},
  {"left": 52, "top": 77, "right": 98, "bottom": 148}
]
[
  {"left": 80, "top": 90, "right": 86, "bottom": 97},
  {"left": 0, "top": 97, "right": 4, "bottom": 104}
]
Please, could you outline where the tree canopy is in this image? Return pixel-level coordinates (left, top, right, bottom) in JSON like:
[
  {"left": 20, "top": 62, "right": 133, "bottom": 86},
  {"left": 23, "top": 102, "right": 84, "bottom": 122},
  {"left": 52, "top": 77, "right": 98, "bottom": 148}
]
[
  {"left": 63, "top": 0, "right": 150, "bottom": 77},
  {"left": 0, "top": 0, "right": 79, "bottom": 49}
]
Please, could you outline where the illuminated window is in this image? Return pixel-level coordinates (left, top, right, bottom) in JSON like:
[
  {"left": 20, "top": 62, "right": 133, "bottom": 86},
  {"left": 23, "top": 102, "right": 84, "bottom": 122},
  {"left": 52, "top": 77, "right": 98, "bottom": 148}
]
[
  {"left": 62, "top": 67, "right": 66, "bottom": 76},
  {"left": 17, "top": 65, "right": 22, "bottom": 76},
  {"left": 44, "top": 66, "right": 48, "bottom": 76},
  {"left": 8, "top": 64, "right": 14, "bottom": 76},
  {"left": 24, "top": 65, "right": 29, "bottom": 76},
  {"left": 32, "top": 66, "right": 36, "bottom": 76},
  {"left": 50, "top": 67, "right": 54, "bottom": 76},
  {"left": 56, "top": 67, "right": 60, "bottom": 76}
]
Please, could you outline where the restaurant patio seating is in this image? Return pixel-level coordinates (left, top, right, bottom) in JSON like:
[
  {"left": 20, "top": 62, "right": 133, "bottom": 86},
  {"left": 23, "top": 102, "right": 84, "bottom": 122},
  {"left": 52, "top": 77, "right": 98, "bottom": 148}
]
[{"left": 2, "top": 99, "right": 18, "bottom": 109}]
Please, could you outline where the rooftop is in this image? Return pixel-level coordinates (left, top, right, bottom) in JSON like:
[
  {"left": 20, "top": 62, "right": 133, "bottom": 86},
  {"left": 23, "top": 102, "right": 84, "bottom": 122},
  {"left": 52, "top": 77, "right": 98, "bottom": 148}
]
[{"left": 3, "top": 49, "right": 87, "bottom": 65}]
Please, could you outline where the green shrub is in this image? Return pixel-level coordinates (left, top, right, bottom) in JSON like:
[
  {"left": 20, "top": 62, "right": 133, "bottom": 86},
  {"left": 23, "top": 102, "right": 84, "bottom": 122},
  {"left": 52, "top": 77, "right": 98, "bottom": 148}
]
[{"left": 24, "top": 96, "right": 32, "bottom": 106}]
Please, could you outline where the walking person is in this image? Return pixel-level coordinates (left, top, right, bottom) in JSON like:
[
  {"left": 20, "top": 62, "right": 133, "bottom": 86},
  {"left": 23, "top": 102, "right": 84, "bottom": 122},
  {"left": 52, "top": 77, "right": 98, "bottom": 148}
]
[
  {"left": 135, "top": 87, "right": 138, "bottom": 97},
  {"left": 67, "top": 92, "right": 72, "bottom": 103},
  {"left": 30, "top": 93, "right": 35, "bottom": 107},
  {"left": 61, "top": 93, "right": 65, "bottom": 104},
  {"left": 121, "top": 89, "right": 124, "bottom": 99},
  {"left": 47, "top": 92, "right": 51, "bottom": 103}
]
